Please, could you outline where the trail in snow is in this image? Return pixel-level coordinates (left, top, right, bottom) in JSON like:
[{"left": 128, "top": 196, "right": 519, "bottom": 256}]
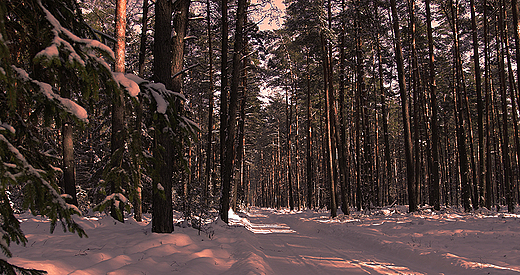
[{"left": 9, "top": 206, "right": 520, "bottom": 274}]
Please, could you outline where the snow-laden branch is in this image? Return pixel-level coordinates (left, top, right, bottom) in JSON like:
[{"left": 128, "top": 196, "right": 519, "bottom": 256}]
[
  {"left": 38, "top": 0, "right": 114, "bottom": 60},
  {"left": 11, "top": 66, "right": 88, "bottom": 122},
  {"left": 0, "top": 134, "right": 82, "bottom": 216},
  {"left": 113, "top": 73, "right": 141, "bottom": 97}
]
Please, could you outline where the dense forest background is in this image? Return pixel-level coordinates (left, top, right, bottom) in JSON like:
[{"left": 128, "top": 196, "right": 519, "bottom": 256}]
[{"left": 2, "top": 0, "right": 520, "bottom": 272}]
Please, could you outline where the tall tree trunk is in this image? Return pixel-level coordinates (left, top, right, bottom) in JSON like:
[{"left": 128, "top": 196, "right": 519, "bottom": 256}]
[
  {"left": 498, "top": 0, "right": 514, "bottom": 212},
  {"left": 409, "top": 0, "right": 422, "bottom": 206},
  {"left": 283, "top": 40, "right": 296, "bottom": 211},
  {"left": 321, "top": 0, "right": 337, "bottom": 217},
  {"left": 339, "top": 0, "right": 350, "bottom": 215},
  {"left": 470, "top": 0, "right": 484, "bottom": 208},
  {"left": 219, "top": 0, "right": 230, "bottom": 222},
  {"left": 390, "top": 0, "right": 416, "bottom": 212},
  {"left": 320, "top": 30, "right": 337, "bottom": 217},
  {"left": 134, "top": 0, "right": 148, "bottom": 223},
  {"left": 152, "top": 0, "right": 174, "bottom": 233},
  {"left": 133, "top": 99, "right": 143, "bottom": 222},
  {"left": 295, "top": 89, "right": 301, "bottom": 210},
  {"left": 426, "top": 0, "right": 440, "bottom": 210},
  {"left": 354, "top": 3, "right": 364, "bottom": 211},
  {"left": 306, "top": 51, "right": 314, "bottom": 209},
  {"left": 513, "top": 0, "right": 520, "bottom": 206},
  {"left": 449, "top": 0, "right": 472, "bottom": 211},
  {"left": 205, "top": 0, "right": 214, "bottom": 206},
  {"left": 111, "top": 0, "right": 127, "bottom": 221},
  {"left": 286, "top": 87, "right": 294, "bottom": 210},
  {"left": 504, "top": 8, "right": 520, "bottom": 207},
  {"left": 171, "top": 0, "right": 190, "bottom": 214},
  {"left": 277, "top": 126, "right": 282, "bottom": 208},
  {"left": 233, "top": 41, "right": 248, "bottom": 211},
  {"left": 484, "top": 0, "right": 493, "bottom": 209},
  {"left": 222, "top": 0, "right": 246, "bottom": 222},
  {"left": 114, "top": 0, "right": 126, "bottom": 74}
]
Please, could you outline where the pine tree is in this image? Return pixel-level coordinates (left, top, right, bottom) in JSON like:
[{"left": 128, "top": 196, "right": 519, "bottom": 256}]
[{"left": 0, "top": 0, "right": 128, "bottom": 271}]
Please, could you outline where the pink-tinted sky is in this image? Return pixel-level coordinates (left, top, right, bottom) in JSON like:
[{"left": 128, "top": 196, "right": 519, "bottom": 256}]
[{"left": 258, "top": 0, "right": 286, "bottom": 30}]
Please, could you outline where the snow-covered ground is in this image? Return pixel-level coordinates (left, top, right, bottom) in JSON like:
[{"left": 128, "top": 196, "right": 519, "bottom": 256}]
[{"left": 9, "top": 206, "right": 520, "bottom": 274}]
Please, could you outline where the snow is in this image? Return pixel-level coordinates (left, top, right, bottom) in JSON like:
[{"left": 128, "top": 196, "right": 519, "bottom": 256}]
[
  {"left": 124, "top": 74, "right": 147, "bottom": 85},
  {"left": 113, "top": 73, "right": 140, "bottom": 97},
  {"left": 38, "top": 0, "right": 114, "bottom": 60},
  {"left": 12, "top": 66, "right": 89, "bottom": 122},
  {"left": 0, "top": 122, "right": 15, "bottom": 134},
  {"left": 0, "top": 134, "right": 79, "bottom": 215},
  {"left": 9, "top": 206, "right": 520, "bottom": 274},
  {"left": 35, "top": 43, "right": 59, "bottom": 61},
  {"left": 98, "top": 193, "right": 129, "bottom": 207},
  {"left": 150, "top": 89, "right": 168, "bottom": 114}
]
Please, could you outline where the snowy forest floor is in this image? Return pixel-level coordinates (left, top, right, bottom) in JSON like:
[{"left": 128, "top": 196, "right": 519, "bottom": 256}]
[{"left": 9, "top": 205, "right": 520, "bottom": 274}]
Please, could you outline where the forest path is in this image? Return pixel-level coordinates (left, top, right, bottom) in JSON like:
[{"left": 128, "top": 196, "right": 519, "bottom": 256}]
[
  {"left": 225, "top": 207, "right": 509, "bottom": 275},
  {"left": 10, "top": 207, "right": 520, "bottom": 274}
]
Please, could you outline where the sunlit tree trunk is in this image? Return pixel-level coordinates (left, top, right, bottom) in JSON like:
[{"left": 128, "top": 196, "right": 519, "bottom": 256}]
[{"left": 111, "top": 0, "right": 127, "bottom": 221}]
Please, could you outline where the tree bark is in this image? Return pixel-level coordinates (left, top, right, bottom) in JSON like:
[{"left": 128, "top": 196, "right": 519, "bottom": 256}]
[
  {"left": 233, "top": 40, "right": 248, "bottom": 211},
  {"left": 171, "top": 0, "right": 190, "bottom": 93},
  {"left": 205, "top": 0, "right": 214, "bottom": 206},
  {"left": 425, "top": 0, "right": 440, "bottom": 211},
  {"left": 390, "top": 0, "right": 416, "bottom": 212},
  {"left": 221, "top": 0, "right": 246, "bottom": 222},
  {"left": 338, "top": 0, "right": 350, "bottom": 215},
  {"left": 219, "top": 0, "right": 230, "bottom": 223},
  {"left": 152, "top": 0, "right": 173, "bottom": 233},
  {"left": 320, "top": 30, "right": 337, "bottom": 217},
  {"left": 111, "top": 0, "right": 127, "bottom": 221},
  {"left": 409, "top": 0, "right": 421, "bottom": 207},
  {"left": 484, "top": 0, "right": 493, "bottom": 209},
  {"left": 306, "top": 51, "right": 314, "bottom": 209},
  {"left": 503, "top": 7, "right": 520, "bottom": 209},
  {"left": 449, "top": 0, "right": 472, "bottom": 211},
  {"left": 470, "top": 0, "right": 484, "bottom": 209},
  {"left": 286, "top": 86, "right": 294, "bottom": 210},
  {"left": 62, "top": 122, "right": 78, "bottom": 206},
  {"left": 498, "top": 0, "right": 514, "bottom": 212}
]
